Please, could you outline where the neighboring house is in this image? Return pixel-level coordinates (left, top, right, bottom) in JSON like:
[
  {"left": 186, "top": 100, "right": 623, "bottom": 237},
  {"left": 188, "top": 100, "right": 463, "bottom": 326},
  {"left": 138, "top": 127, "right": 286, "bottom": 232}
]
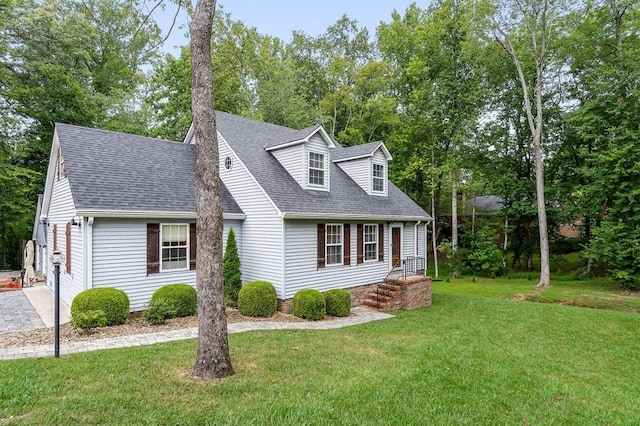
[{"left": 36, "top": 111, "right": 431, "bottom": 311}]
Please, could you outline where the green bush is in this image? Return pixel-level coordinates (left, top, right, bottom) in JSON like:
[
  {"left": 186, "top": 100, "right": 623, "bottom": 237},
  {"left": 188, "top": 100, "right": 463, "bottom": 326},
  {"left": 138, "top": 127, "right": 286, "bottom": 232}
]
[
  {"left": 71, "top": 288, "right": 129, "bottom": 326},
  {"left": 238, "top": 281, "right": 277, "bottom": 317},
  {"left": 223, "top": 227, "right": 242, "bottom": 306},
  {"left": 71, "top": 309, "right": 107, "bottom": 332},
  {"left": 150, "top": 284, "right": 197, "bottom": 318},
  {"left": 143, "top": 300, "right": 178, "bottom": 325},
  {"left": 324, "top": 289, "right": 351, "bottom": 317},
  {"left": 293, "top": 289, "right": 325, "bottom": 321}
]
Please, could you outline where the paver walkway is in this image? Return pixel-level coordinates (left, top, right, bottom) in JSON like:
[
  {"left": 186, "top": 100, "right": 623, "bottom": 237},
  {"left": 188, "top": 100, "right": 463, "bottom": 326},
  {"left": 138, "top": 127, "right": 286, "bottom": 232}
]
[
  {"left": 0, "top": 291, "right": 45, "bottom": 334},
  {"left": 0, "top": 307, "right": 394, "bottom": 360}
]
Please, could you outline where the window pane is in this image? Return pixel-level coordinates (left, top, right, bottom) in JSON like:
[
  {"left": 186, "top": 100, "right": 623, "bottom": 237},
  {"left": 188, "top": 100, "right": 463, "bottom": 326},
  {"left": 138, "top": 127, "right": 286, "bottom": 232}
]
[
  {"left": 161, "top": 224, "right": 188, "bottom": 270},
  {"left": 309, "top": 152, "right": 325, "bottom": 186},
  {"left": 372, "top": 164, "right": 384, "bottom": 192}
]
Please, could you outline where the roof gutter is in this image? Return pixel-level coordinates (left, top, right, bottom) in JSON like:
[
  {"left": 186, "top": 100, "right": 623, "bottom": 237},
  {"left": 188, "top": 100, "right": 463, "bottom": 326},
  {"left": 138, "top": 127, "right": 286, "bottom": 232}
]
[
  {"left": 74, "top": 210, "right": 246, "bottom": 220},
  {"left": 281, "top": 212, "right": 431, "bottom": 222}
]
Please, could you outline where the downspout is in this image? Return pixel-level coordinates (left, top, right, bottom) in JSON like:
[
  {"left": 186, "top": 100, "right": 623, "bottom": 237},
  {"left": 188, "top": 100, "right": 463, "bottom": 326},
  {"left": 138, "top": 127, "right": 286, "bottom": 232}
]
[
  {"left": 281, "top": 214, "right": 286, "bottom": 301},
  {"left": 414, "top": 220, "right": 422, "bottom": 257},
  {"left": 84, "top": 217, "right": 94, "bottom": 290}
]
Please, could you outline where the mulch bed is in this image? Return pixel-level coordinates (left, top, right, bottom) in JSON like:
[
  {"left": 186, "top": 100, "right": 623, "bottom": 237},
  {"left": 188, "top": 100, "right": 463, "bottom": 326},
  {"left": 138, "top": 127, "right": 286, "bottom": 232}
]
[{"left": 0, "top": 308, "right": 322, "bottom": 349}]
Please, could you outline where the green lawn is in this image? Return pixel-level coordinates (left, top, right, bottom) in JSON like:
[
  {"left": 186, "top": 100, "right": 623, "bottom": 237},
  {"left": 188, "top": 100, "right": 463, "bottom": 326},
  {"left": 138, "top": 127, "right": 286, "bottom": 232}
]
[{"left": 2, "top": 293, "right": 640, "bottom": 425}]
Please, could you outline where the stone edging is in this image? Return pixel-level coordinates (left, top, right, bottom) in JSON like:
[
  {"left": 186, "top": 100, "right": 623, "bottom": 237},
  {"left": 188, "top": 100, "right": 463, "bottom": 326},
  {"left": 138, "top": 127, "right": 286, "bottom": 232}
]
[{"left": 0, "top": 307, "right": 394, "bottom": 360}]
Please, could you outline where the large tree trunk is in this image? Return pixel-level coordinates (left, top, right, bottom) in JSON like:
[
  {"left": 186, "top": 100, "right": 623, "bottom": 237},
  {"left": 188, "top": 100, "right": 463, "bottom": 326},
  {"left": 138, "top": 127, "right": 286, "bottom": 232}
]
[
  {"left": 493, "top": 0, "right": 551, "bottom": 288},
  {"left": 190, "top": 0, "right": 234, "bottom": 380}
]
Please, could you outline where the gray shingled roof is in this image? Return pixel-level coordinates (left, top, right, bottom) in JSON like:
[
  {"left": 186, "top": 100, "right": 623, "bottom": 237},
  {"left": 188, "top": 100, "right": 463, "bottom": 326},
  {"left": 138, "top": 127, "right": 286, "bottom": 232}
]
[
  {"left": 55, "top": 123, "right": 243, "bottom": 215},
  {"left": 262, "top": 124, "right": 322, "bottom": 149},
  {"left": 215, "top": 111, "right": 430, "bottom": 219},
  {"left": 332, "top": 141, "right": 386, "bottom": 162}
]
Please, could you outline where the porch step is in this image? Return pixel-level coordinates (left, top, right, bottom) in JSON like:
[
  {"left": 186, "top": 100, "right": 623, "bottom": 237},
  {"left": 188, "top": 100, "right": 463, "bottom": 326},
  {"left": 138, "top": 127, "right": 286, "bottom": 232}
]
[{"left": 362, "top": 282, "right": 401, "bottom": 310}]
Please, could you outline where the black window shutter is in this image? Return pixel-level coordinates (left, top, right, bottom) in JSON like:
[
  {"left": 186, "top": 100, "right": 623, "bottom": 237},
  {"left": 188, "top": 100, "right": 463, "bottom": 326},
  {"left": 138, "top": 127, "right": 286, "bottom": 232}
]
[
  {"left": 343, "top": 224, "right": 351, "bottom": 266},
  {"left": 317, "top": 223, "right": 325, "bottom": 268},
  {"left": 147, "top": 223, "right": 160, "bottom": 275},
  {"left": 378, "top": 223, "right": 385, "bottom": 262},
  {"left": 357, "top": 224, "right": 364, "bottom": 264},
  {"left": 189, "top": 223, "right": 197, "bottom": 270}
]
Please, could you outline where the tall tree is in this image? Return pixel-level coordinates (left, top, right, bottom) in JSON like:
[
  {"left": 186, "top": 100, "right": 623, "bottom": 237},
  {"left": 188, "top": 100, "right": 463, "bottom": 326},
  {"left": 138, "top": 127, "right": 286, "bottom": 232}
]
[
  {"left": 187, "top": 0, "right": 234, "bottom": 380},
  {"left": 490, "top": 0, "right": 558, "bottom": 287}
]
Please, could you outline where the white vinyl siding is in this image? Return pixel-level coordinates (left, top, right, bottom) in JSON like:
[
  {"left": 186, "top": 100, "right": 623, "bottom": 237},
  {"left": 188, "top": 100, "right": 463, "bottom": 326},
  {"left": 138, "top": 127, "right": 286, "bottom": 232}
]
[
  {"left": 335, "top": 147, "right": 388, "bottom": 196},
  {"left": 283, "top": 220, "right": 390, "bottom": 299},
  {"left": 271, "top": 144, "right": 304, "bottom": 187},
  {"left": 46, "top": 159, "right": 83, "bottom": 306},
  {"left": 218, "top": 134, "right": 283, "bottom": 293},
  {"left": 92, "top": 218, "right": 242, "bottom": 311},
  {"left": 403, "top": 222, "right": 415, "bottom": 257}
]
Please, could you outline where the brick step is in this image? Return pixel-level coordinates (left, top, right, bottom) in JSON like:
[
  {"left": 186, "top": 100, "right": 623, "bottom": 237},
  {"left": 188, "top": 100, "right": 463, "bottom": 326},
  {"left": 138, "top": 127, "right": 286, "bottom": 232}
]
[{"left": 362, "top": 298, "right": 388, "bottom": 309}]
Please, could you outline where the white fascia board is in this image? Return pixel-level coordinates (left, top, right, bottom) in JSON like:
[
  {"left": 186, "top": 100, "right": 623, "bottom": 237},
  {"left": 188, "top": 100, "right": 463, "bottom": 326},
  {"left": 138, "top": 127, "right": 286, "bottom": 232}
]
[
  {"left": 40, "top": 130, "right": 62, "bottom": 219},
  {"left": 183, "top": 122, "right": 195, "bottom": 144},
  {"left": 332, "top": 142, "right": 393, "bottom": 163},
  {"left": 265, "top": 126, "right": 337, "bottom": 152},
  {"left": 282, "top": 212, "right": 432, "bottom": 222},
  {"left": 75, "top": 210, "right": 246, "bottom": 220},
  {"left": 264, "top": 138, "right": 306, "bottom": 152}
]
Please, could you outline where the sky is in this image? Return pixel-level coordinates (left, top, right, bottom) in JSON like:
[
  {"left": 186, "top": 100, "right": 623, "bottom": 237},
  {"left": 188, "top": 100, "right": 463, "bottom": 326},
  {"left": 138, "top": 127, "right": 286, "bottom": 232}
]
[{"left": 154, "top": 0, "right": 426, "bottom": 56}]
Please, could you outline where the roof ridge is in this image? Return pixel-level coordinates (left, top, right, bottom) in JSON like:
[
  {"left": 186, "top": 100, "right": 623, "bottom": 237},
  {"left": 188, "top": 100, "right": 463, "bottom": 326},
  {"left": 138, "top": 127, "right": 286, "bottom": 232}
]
[{"left": 55, "top": 123, "right": 183, "bottom": 147}]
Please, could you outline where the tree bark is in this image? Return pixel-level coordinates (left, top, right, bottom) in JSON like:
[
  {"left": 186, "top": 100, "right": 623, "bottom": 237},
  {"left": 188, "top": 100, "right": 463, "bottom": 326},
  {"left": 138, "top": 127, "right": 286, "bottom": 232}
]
[
  {"left": 493, "top": 0, "right": 551, "bottom": 288},
  {"left": 189, "top": 0, "right": 234, "bottom": 380}
]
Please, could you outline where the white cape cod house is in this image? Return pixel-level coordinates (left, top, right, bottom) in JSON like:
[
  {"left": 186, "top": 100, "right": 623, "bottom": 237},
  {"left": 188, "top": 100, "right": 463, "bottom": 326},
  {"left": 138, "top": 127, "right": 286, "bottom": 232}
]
[{"left": 34, "top": 111, "right": 431, "bottom": 311}]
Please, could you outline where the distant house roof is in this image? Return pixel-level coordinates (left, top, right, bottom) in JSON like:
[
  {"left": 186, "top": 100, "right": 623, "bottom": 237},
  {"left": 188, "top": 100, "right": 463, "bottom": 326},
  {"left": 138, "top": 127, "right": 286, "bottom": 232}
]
[
  {"left": 55, "top": 123, "right": 243, "bottom": 217},
  {"left": 214, "top": 111, "right": 429, "bottom": 220},
  {"left": 467, "top": 195, "right": 503, "bottom": 213}
]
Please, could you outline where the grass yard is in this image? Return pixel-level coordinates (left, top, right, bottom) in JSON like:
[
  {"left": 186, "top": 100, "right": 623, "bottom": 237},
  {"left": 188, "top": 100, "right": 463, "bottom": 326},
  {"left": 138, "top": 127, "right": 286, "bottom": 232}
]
[{"left": 2, "top": 292, "right": 640, "bottom": 425}]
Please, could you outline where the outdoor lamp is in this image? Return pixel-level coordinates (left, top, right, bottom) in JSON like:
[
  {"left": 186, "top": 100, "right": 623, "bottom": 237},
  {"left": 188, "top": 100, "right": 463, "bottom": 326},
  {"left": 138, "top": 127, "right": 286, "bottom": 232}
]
[{"left": 50, "top": 250, "right": 64, "bottom": 358}]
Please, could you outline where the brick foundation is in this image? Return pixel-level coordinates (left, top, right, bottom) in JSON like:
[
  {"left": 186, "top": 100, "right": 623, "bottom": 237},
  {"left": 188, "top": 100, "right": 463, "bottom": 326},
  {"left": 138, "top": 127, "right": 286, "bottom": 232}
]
[
  {"left": 383, "top": 276, "right": 432, "bottom": 311},
  {"left": 276, "top": 279, "right": 432, "bottom": 313}
]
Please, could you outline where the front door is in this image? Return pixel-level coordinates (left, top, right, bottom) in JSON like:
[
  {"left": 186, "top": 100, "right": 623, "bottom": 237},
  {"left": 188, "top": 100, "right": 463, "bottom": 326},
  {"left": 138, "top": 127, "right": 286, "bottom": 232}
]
[{"left": 391, "top": 226, "right": 401, "bottom": 267}]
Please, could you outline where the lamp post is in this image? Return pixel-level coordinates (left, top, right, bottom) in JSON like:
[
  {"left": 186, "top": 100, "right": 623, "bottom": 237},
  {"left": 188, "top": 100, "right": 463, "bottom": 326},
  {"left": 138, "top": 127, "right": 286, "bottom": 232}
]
[{"left": 50, "top": 250, "right": 64, "bottom": 358}]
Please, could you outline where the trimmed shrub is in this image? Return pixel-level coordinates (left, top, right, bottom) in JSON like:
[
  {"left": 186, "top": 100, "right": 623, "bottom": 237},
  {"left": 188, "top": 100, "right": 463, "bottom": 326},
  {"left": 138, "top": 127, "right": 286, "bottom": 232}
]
[
  {"left": 238, "top": 281, "right": 277, "bottom": 317},
  {"left": 71, "top": 288, "right": 129, "bottom": 326},
  {"left": 324, "top": 289, "right": 351, "bottom": 317},
  {"left": 293, "top": 289, "right": 325, "bottom": 321},
  {"left": 223, "top": 227, "right": 242, "bottom": 307},
  {"left": 150, "top": 284, "right": 197, "bottom": 318},
  {"left": 143, "top": 299, "right": 177, "bottom": 325},
  {"left": 71, "top": 309, "right": 107, "bottom": 332}
]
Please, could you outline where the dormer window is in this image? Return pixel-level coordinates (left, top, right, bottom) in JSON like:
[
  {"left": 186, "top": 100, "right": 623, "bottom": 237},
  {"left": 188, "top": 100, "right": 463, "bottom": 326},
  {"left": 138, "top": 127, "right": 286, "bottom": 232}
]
[
  {"left": 372, "top": 164, "right": 385, "bottom": 192},
  {"left": 308, "top": 151, "right": 325, "bottom": 186}
]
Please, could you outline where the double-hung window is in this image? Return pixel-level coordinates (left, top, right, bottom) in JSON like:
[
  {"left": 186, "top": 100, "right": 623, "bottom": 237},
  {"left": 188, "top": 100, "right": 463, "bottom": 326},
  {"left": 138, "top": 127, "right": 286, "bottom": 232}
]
[
  {"left": 161, "top": 224, "right": 188, "bottom": 270},
  {"left": 308, "top": 152, "right": 325, "bottom": 186},
  {"left": 372, "top": 163, "right": 384, "bottom": 192},
  {"left": 364, "top": 224, "right": 378, "bottom": 261},
  {"left": 326, "top": 224, "right": 343, "bottom": 265}
]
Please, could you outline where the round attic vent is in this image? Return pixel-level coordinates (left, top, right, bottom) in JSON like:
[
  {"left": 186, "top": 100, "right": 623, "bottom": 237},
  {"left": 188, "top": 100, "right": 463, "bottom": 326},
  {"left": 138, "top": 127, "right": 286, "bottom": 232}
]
[{"left": 224, "top": 156, "right": 232, "bottom": 170}]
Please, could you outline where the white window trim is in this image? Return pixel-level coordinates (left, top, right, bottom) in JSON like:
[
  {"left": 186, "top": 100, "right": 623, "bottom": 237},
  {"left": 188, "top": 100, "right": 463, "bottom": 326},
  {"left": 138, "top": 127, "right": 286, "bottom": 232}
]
[
  {"left": 325, "top": 223, "right": 343, "bottom": 266},
  {"left": 160, "top": 223, "right": 190, "bottom": 272},
  {"left": 308, "top": 150, "right": 326, "bottom": 188},
  {"left": 363, "top": 224, "right": 378, "bottom": 262},
  {"left": 372, "top": 162, "right": 385, "bottom": 194}
]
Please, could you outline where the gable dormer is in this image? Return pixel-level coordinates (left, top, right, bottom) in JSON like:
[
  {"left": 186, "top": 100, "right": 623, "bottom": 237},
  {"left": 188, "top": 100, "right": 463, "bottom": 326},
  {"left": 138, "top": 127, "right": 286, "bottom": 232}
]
[
  {"left": 332, "top": 142, "right": 392, "bottom": 196},
  {"left": 265, "top": 125, "right": 336, "bottom": 192}
]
